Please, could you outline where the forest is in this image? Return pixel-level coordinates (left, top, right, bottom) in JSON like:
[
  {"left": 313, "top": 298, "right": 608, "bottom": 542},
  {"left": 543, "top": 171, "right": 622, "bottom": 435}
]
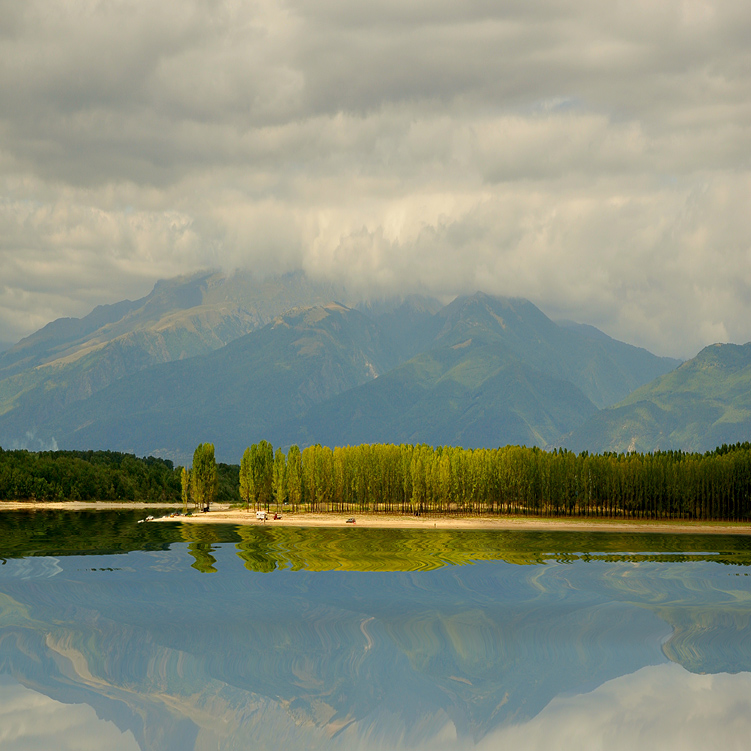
[
  {"left": 236, "top": 440, "right": 751, "bottom": 521},
  {"left": 0, "top": 448, "right": 238, "bottom": 503},
  {"left": 3, "top": 442, "right": 751, "bottom": 521}
]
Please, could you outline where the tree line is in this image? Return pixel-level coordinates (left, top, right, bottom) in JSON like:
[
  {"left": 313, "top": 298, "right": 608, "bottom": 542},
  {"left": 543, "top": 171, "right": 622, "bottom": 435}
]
[
  {"left": 234, "top": 441, "right": 751, "bottom": 521},
  {"left": 5, "top": 441, "right": 751, "bottom": 521},
  {"left": 0, "top": 447, "right": 239, "bottom": 504},
  {"left": 0, "top": 448, "right": 181, "bottom": 502}
]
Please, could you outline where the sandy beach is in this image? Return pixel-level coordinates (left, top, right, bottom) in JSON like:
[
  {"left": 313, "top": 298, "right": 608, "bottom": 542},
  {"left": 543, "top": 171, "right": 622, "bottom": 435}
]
[
  {"left": 3, "top": 500, "right": 751, "bottom": 534},
  {"left": 0, "top": 500, "right": 181, "bottom": 510},
  {"left": 159, "top": 506, "right": 751, "bottom": 535}
]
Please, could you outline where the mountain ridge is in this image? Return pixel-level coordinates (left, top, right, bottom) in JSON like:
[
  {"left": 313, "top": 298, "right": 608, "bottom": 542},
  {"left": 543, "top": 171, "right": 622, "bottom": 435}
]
[
  {"left": 562, "top": 342, "right": 751, "bottom": 453},
  {"left": 0, "top": 272, "right": 687, "bottom": 461}
]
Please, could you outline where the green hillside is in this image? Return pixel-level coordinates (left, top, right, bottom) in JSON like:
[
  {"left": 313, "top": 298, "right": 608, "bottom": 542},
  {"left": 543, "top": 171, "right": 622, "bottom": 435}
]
[
  {"left": 23, "top": 304, "right": 394, "bottom": 464},
  {"left": 562, "top": 343, "right": 751, "bottom": 453},
  {"left": 431, "top": 294, "right": 679, "bottom": 409}
]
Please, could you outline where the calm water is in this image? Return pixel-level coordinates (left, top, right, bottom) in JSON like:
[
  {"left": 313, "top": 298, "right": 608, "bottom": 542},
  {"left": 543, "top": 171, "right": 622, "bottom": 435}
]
[{"left": 1, "top": 511, "right": 751, "bottom": 750}]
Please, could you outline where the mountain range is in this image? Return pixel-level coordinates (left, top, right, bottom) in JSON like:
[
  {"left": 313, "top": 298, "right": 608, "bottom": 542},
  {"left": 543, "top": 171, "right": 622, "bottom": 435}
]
[
  {"left": 1, "top": 270, "right": 700, "bottom": 464},
  {"left": 562, "top": 342, "right": 751, "bottom": 454}
]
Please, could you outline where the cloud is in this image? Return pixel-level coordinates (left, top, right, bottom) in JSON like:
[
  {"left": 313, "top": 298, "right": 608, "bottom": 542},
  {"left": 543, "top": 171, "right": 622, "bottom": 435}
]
[
  {"left": 476, "top": 664, "right": 751, "bottom": 751},
  {"left": 6, "top": 663, "right": 743, "bottom": 750},
  {"left": 0, "top": 679, "right": 139, "bottom": 751},
  {"left": 1, "top": 0, "right": 750, "bottom": 356}
]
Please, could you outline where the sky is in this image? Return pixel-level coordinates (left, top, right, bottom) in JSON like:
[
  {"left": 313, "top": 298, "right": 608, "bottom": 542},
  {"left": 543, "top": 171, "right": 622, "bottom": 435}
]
[{"left": 1, "top": 0, "right": 750, "bottom": 358}]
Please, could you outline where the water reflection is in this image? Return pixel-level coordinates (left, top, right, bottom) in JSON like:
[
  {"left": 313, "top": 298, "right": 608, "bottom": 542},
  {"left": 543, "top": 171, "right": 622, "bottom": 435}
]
[
  {"left": 479, "top": 664, "right": 751, "bottom": 751},
  {"left": 0, "top": 677, "right": 140, "bottom": 751},
  {"left": 0, "top": 517, "right": 749, "bottom": 749}
]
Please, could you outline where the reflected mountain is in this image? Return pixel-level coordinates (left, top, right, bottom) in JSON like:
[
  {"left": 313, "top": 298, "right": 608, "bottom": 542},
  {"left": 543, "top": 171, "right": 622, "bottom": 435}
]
[{"left": 1, "top": 524, "right": 750, "bottom": 749}]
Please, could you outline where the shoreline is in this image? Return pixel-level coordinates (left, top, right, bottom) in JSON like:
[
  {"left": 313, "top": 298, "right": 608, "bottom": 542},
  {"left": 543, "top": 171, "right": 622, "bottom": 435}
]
[
  {"left": 0, "top": 500, "right": 180, "bottom": 510},
  {"left": 168, "top": 509, "right": 751, "bottom": 534},
  {"left": 3, "top": 501, "right": 751, "bottom": 534}
]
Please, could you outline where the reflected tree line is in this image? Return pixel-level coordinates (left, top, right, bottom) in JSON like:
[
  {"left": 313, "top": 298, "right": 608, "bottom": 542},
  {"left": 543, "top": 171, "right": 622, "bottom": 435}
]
[
  {"left": 0, "top": 508, "right": 749, "bottom": 572},
  {"left": 183, "top": 525, "right": 751, "bottom": 574},
  {"left": 234, "top": 441, "right": 751, "bottom": 521}
]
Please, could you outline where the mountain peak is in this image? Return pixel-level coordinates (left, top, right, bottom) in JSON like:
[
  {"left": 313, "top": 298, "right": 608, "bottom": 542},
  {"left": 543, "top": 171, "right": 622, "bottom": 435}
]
[{"left": 690, "top": 342, "right": 751, "bottom": 369}]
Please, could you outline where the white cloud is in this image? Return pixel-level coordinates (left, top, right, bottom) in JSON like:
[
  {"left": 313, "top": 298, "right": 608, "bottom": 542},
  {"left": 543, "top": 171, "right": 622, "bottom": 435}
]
[
  {"left": 476, "top": 664, "right": 751, "bottom": 751},
  {"left": 1, "top": 663, "right": 749, "bottom": 750},
  {"left": 1, "top": 0, "right": 750, "bottom": 357},
  {"left": 0, "top": 679, "right": 139, "bottom": 751}
]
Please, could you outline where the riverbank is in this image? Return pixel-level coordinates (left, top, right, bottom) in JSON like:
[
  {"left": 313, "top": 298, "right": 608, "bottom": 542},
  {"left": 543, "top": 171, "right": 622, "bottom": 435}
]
[
  {"left": 0, "top": 500, "right": 190, "bottom": 510},
  {"left": 162, "top": 507, "right": 751, "bottom": 535}
]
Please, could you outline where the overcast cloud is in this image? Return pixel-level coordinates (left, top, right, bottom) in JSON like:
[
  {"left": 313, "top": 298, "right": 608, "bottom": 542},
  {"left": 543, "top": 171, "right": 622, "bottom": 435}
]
[{"left": 1, "top": 0, "right": 750, "bottom": 357}]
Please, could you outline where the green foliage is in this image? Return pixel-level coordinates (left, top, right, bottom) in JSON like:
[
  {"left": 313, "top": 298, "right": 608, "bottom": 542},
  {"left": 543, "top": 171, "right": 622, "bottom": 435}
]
[
  {"left": 235, "top": 439, "right": 751, "bottom": 521},
  {"left": 238, "top": 442, "right": 275, "bottom": 508},
  {"left": 239, "top": 447, "right": 253, "bottom": 507},
  {"left": 216, "top": 462, "right": 240, "bottom": 501},
  {"left": 272, "top": 447, "right": 287, "bottom": 506},
  {"left": 251, "top": 440, "right": 274, "bottom": 508},
  {"left": 0, "top": 448, "right": 181, "bottom": 502},
  {"left": 191, "top": 443, "right": 218, "bottom": 509},
  {"left": 286, "top": 445, "right": 302, "bottom": 509},
  {"left": 180, "top": 466, "right": 190, "bottom": 512}
]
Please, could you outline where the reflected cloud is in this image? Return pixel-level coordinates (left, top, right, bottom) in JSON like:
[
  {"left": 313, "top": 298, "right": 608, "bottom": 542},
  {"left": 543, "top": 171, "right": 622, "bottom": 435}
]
[
  {"left": 479, "top": 664, "right": 751, "bottom": 751},
  {"left": 0, "top": 532, "right": 750, "bottom": 750},
  {"left": 3, "top": 663, "right": 750, "bottom": 751},
  {"left": 0, "top": 678, "right": 139, "bottom": 751}
]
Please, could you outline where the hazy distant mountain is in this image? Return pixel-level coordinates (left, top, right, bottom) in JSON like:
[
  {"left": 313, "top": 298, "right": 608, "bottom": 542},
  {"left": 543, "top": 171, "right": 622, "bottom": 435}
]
[
  {"left": 0, "top": 275, "right": 681, "bottom": 461},
  {"left": 431, "top": 295, "right": 680, "bottom": 409},
  {"left": 562, "top": 343, "right": 751, "bottom": 453},
  {"left": 0, "top": 270, "right": 349, "bottom": 442},
  {"left": 16, "top": 304, "right": 395, "bottom": 464},
  {"left": 279, "top": 341, "right": 599, "bottom": 450},
  {"left": 354, "top": 295, "right": 444, "bottom": 362},
  {"left": 278, "top": 294, "right": 679, "bottom": 450}
]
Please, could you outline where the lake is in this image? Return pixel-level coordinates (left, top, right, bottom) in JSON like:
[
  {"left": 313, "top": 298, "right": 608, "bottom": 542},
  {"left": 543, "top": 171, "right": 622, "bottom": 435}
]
[{"left": 1, "top": 510, "right": 751, "bottom": 750}]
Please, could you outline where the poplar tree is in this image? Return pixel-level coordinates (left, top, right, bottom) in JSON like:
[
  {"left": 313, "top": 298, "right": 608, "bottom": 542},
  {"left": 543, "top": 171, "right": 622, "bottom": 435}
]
[
  {"left": 272, "top": 447, "right": 287, "bottom": 509},
  {"left": 181, "top": 466, "right": 190, "bottom": 514},
  {"left": 251, "top": 440, "right": 274, "bottom": 509},
  {"left": 191, "top": 443, "right": 218, "bottom": 511},
  {"left": 239, "top": 447, "right": 253, "bottom": 509},
  {"left": 287, "top": 445, "right": 302, "bottom": 510}
]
